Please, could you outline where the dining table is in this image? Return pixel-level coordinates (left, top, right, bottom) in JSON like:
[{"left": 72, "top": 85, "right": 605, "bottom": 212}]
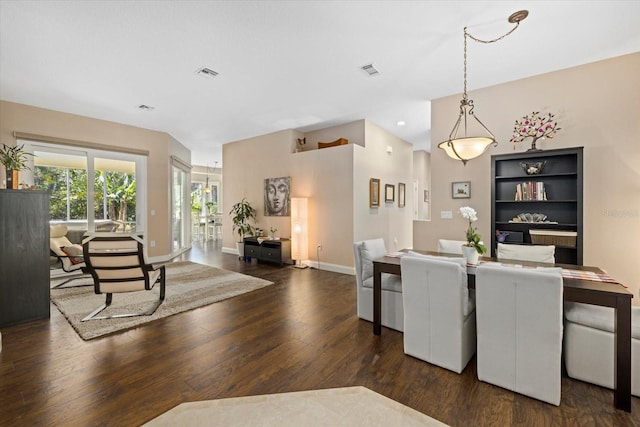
[{"left": 372, "top": 250, "right": 634, "bottom": 412}]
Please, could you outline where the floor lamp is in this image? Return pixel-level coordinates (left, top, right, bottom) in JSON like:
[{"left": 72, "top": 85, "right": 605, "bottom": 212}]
[{"left": 291, "top": 197, "right": 308, "bottom": 269}]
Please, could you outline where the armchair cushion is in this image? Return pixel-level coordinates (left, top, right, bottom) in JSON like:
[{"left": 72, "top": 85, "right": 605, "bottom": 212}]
[{"left": 61, "top": 244, "right": 84, "bottom": 264}]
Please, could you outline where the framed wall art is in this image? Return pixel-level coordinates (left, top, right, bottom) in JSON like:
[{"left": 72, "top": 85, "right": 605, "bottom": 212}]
[
  {"left": 264, "top": 176, "right": 291, "bottom": 216},
  {"left": 369, "top": 178, "right": 380, "bottom": 207},
  {"left": 385, "top": 184, "right": 395, "bottom": 203},
  {"left": 452, "top": 181, "right": 471, "bottom": 199},
  {"left": 398, "top": 183, "right": 406, "bottom": 207}
]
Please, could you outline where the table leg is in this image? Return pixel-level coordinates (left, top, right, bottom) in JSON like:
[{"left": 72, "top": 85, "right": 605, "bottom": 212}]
[
  {"left": 614, "top": 297, "right": 632, "bottom": 412},
  {"left": 373, "top": 262, "right": 381, "bottom": 335}
]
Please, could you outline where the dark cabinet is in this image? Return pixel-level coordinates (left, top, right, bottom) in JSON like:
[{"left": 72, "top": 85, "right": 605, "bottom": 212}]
[
  {"left": 0, "top": 190, "right": 50, "bottom": 327},
  {"left": 243, "top": 237, "right": 291, "bottom": 267},
  {"left": 491, "top": 147, "right": 583, "bottom": 265}
]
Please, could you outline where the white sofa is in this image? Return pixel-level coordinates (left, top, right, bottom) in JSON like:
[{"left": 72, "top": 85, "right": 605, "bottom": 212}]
[{"left": 353, "top": 239, "right": 403, "bottom": 331}]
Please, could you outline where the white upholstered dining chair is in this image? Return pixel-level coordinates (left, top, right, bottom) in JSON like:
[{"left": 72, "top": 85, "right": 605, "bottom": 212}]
[
  {"left": 475, "top": 263, "right": 564, "bottom": 405},
  {"left": 400, "top": 253, "right": 476, "bottom": 373},
  {"left": 437, "top": 239, "right": 467, "bottom": 255},
  {"left": 497, "top": 242, "right": 555, "bottom": 263},
  {"left": 564, "top": 302, "right": 640, "bottom": 397},
  {"left": 353, "top": 238, "right": 403, "bottom": 331}
]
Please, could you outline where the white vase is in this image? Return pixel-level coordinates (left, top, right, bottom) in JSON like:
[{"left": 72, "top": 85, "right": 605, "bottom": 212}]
[{"left": 461, "top": 245, "right": 479, "bottom": 265}]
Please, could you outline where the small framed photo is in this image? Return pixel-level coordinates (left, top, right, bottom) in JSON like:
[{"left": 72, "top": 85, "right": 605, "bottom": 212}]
[
  {"left": 385, "top": 184, "right": 395, "bottom": 203},
  {"left": 369, "top": 178, "right": 380, "bottom": 207},
  {"left": 424, "top": 190, "right": 429, "bottom": 202},
  {"left": 452, "top": 181, "right": 471, "bottom": 199},
  {"left": 398, "top": 183, "right": 406, "bottom": 207}
]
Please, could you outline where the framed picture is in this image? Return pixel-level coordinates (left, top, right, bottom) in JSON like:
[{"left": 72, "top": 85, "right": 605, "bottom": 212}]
[
  {"left": 369, "top": 178, "right": 380, "bottom": 207},
  {"left": 452, "top": 181, "right": 471, "bottom": 199},
  {"left": 264, "top": 176, "right": 291, "bottom": 216},
  {"left": 424, "top": 189, "right": 429, "bottom": 202},
  {"left": 398, "top": 183, "right": 406, "bottom": 207},
  {"left": 385, "top": 184, "right": 395, "bottom": 203}
]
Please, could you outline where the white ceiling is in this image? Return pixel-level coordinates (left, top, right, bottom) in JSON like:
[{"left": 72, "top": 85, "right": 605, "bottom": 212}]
[{"left": 1, "top": 1, "right": 639, "bottom": 167}]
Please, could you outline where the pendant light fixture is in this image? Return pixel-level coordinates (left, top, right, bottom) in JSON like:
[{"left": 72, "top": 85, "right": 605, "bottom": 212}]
[{"left": 438, "top": 10, "right": 529, "bottom": 165}]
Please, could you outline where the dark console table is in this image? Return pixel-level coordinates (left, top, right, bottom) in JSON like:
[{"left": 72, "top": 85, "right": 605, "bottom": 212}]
[{"left": 244, "top": 237, "right": 291, "bottom": 267}]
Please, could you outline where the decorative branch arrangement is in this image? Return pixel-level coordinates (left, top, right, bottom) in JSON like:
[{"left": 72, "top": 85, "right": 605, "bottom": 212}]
[{"left": 510, "top": 112, "right": 561, "bottom": 151}]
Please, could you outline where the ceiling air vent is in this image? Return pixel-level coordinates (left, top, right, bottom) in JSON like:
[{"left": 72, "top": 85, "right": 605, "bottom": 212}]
[
  {"left": 137, "top": 104, "right": 155, "bottom": 111},
  {"left": 196, "top": 67, "right": 219, "bottom": 78},
  {"left": 360, "top": 63, "right": 381, "bottom": 76}
]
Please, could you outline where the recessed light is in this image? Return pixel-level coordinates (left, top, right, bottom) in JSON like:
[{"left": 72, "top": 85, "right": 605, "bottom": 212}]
[
  {"left": 138, "top": 104, "right": 155, "bottom": 111},
  {"left": 196, "top": 67, "right": 219, "bottom": 79},
  {"left": 397, "top": 121, "right": 406, "bottom": 126}
]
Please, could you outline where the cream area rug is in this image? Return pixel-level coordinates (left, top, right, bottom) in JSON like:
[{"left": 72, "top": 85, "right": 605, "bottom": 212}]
[
  {"left": 144, "top": 387, "right": 448, "bottom": 427},
  {"left": 50, "top": 261, "right": 273, "bottom": 340}
]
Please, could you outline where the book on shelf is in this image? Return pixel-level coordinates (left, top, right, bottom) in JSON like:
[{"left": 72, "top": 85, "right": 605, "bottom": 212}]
[{"left": 515, "top": 181, "right": 547, "bottom": 201}]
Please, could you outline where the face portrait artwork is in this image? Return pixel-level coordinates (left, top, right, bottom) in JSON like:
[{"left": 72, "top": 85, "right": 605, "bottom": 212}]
[{"left": 264, "top": 176, "right": 291, "bottom": 216}]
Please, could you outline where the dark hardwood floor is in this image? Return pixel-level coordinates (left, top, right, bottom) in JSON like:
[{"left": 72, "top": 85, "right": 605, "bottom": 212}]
[{"left": 1, "top": 240, "right": 638, "bottom": 426}]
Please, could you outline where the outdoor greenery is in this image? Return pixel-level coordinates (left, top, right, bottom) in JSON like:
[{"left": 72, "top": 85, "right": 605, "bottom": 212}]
[{"left": 35, "top": 165, "right": 136, "bottom": 221}]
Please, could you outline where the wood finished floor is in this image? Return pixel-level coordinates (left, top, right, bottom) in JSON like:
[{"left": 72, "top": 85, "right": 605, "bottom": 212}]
[{"left": 1, "top": 240, "right": 638, "bottom": 427}]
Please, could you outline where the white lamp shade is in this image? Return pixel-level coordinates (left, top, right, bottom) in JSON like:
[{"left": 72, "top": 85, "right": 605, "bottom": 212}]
[
  {"left": 438, "top": 136, "right": 495, "bottom": 162},
  {"left": 291, "top": 197, "right": 308, "bottom": 262}
]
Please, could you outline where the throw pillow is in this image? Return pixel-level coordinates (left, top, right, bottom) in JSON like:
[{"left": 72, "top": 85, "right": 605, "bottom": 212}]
[{"left": 61, "top": 244, "right": 84, "bottom": 264}]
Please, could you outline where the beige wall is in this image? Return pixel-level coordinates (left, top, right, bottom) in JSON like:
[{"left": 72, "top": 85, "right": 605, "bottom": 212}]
[
  {"left": 415, "top": 52, "right": 640, "bottom": 298},
  {"left": 222, "top": 119, "right": 414, "bottom": 270},
  {"left": 0, "top": 100, "right": 188, "bottom": 257}
]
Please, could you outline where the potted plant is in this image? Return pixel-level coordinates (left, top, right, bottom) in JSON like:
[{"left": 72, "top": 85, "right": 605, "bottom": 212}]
[
  {"left": 0, "top": 143, "right": 33, "bottom": 189},
  {"left": 229, "top": 198, "right": 257, "bottom": 257},
  {"left": 459, "top": 206, "right": 487, "bottom": 265}
]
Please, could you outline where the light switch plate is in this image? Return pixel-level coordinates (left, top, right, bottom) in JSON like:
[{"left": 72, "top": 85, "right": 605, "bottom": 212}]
[{"left": 440, "top": 210, "right": 453, "bottom": 219}]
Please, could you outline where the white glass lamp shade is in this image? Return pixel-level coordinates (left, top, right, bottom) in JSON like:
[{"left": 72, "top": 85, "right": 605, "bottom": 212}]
[
  {"left": 438, "top": 136, "right": 495, "bottom": 164},
  {"left": 290, "top": 197, "right": 308, "bottom": 262}
]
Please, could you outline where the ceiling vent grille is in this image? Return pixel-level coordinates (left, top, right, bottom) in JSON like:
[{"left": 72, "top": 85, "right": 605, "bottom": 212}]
[
  {"left": 196, "top": 67, "right": 219, "bottom": 78},
  {"left": 137, "top": 104, "right": 155, "bottom": 111},
  {"left": 360, "top": 63, "right": 381, "bottom": 76}
]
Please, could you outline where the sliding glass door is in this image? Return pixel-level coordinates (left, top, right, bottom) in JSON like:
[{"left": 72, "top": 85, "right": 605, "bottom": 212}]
[
  {"left": 24, "top": 141, "right": 146, "bottom": 234},
  {"left": 171, "top": 158, "right": 191, "bottom": 254}
]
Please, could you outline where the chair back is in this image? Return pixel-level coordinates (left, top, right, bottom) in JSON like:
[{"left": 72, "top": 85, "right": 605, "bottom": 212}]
[
  {"left": 497, "top": 243, "right": 555, "bottom": 263},
  {"left": 83, "top": 235, "right": 154, "bottom": 294},
  {"left": 475, "top": 263, "right": 563, "bottom": 405},
  {"left": 353, "top": 238, "right": 386, "bottom": 285},
  {"left": 401, "top": 254, "right": 475, "bottom": 373},
  {"left": 437, "top": 239, "right": 467, "bottom": 255}
]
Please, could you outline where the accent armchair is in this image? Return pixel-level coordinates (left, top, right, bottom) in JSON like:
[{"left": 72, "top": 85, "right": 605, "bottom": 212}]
[
  {"left": 50, "top": 224, "right": 89, "bottom": 288},
  {"left": 81, "top": 235, "right": 166, "bottom": 322}
]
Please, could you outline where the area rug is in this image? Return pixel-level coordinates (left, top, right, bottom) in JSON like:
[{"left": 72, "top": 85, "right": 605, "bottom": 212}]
[
  {"left": 143, "top": 386, "right": 448, "bottom": 426},
  {"left": 50, "top": 261, "right": 273, "bottom": 340}
]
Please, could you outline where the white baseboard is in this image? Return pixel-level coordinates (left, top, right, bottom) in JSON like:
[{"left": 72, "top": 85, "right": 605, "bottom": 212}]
[{"left": 222, "top": 247, "right": 354, "bottom": 275}]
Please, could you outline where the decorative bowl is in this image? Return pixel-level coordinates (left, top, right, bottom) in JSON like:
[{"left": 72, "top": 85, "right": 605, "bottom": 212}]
[
  {"left": 520, "top": 161, "right": 547, "bottom": 175},
  {"left": 517, "top": 213, "right": 547, "bottom": 223}
]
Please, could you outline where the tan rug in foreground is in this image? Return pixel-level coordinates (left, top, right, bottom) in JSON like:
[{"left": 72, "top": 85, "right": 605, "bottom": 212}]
[
  {"left": 144, "top": 386, "right": 448, "bottom": 427},
  {"left": 50, "top": 261, "right": 273, "bottom": 340}
]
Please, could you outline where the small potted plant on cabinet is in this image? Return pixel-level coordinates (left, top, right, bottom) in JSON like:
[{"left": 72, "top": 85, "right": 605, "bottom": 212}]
[
  {"left": 0, "top": 144, "right": 33, "bottom": 189},
  {"left": 230, "top": 197, "right": 257, "bottom": 257}
]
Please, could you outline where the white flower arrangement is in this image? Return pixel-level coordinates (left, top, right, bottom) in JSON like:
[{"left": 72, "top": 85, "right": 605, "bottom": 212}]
[{"left": 459, "top": 206, "right": 487, "bottom": 255}]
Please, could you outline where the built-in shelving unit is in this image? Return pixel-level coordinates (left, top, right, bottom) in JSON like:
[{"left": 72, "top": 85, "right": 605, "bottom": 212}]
[
  {"left": 491, "top": 147, "right": 583, "bottom": 264},
  {"left": 0, "top": 190, "right": 50, "bottom": 327}
]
